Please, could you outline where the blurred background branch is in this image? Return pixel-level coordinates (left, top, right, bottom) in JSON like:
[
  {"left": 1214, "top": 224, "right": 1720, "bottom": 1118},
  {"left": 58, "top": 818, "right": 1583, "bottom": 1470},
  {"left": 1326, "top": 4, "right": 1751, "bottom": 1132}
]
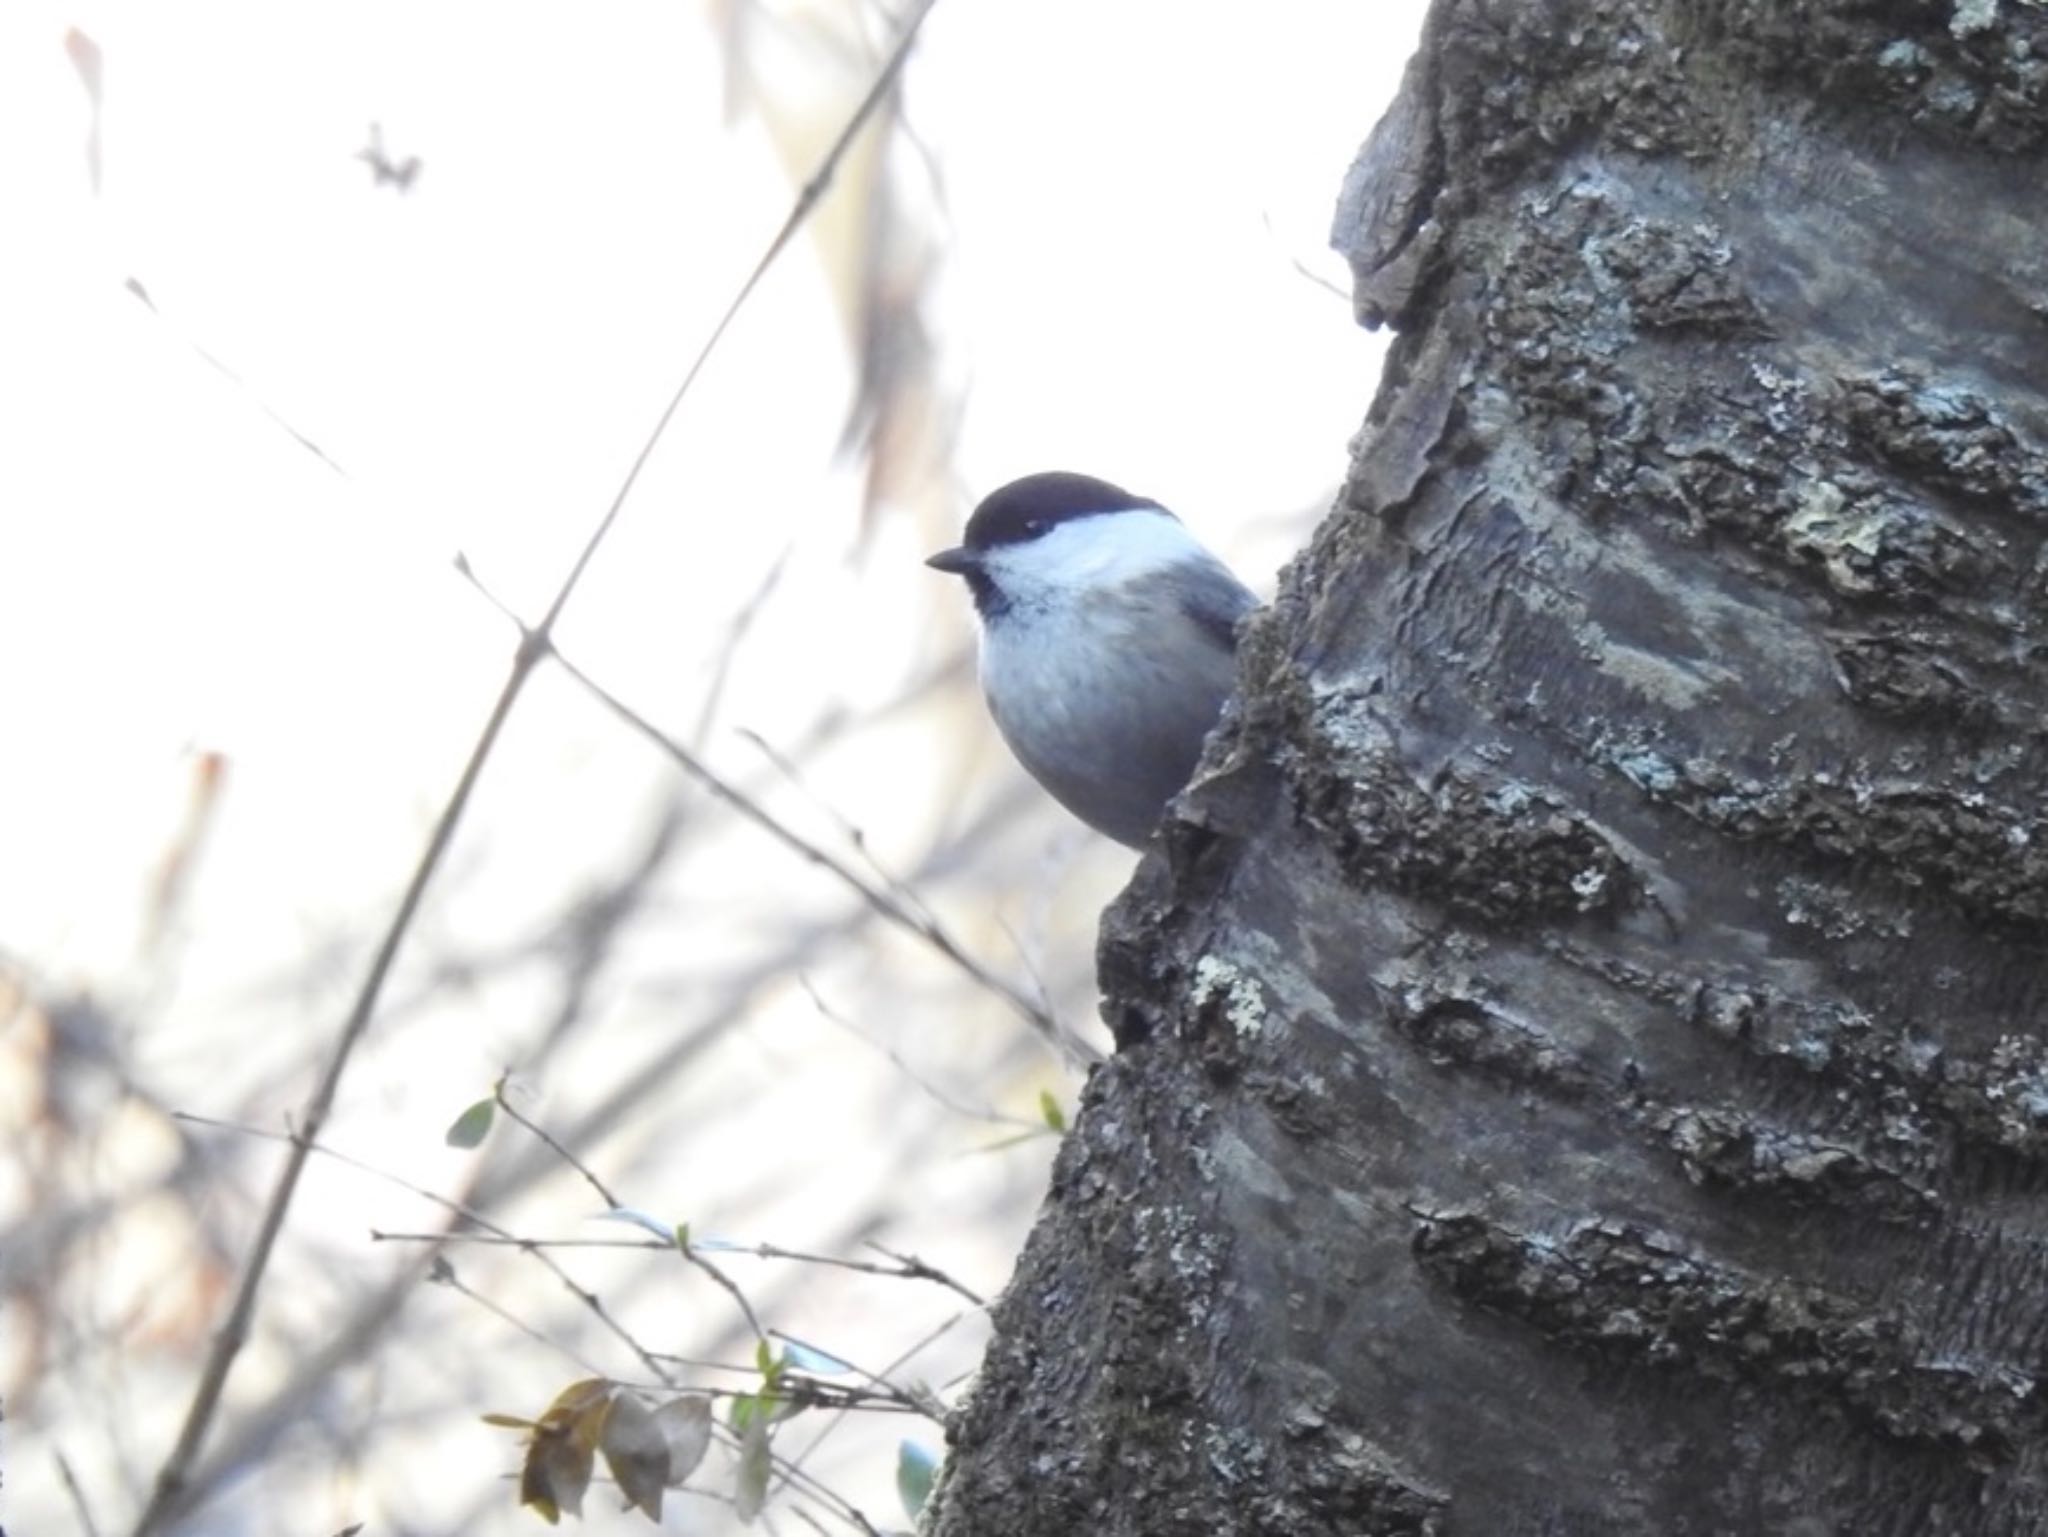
[{"left": 125, "top": 6, "right": 944, "bottom": 1530}]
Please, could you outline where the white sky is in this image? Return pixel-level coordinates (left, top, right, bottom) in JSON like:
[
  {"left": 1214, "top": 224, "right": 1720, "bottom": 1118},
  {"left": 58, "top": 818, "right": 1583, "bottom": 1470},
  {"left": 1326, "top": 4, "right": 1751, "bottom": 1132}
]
[{"left": 0, "top": 1, "right": 1426, "bottom": 1532}]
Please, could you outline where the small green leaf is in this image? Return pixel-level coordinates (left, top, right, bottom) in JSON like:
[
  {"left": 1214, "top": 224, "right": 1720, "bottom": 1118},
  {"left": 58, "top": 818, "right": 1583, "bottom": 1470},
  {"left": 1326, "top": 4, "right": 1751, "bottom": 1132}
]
[
  {"left": 674, "top": 1220, "right": 691, "bottom": 1252},
  {"left": 734, "top": 1411, "right": 772, "bottom": 1524},
  {"left": 897, "top": 1439, "right": 939, "bottom": 1521},
  {"left": 445, "top": 1098, "right": 495, "bottom": 1149},
  {"left": 732, "top": 1391, "right": 778, "bottom": 1435},
  {"left": 1038, "top": 1089, "right": 1066, "bottom": 1132},
  {"left": 754, "top": 1338, "right": 777, "bottom": 1378}
]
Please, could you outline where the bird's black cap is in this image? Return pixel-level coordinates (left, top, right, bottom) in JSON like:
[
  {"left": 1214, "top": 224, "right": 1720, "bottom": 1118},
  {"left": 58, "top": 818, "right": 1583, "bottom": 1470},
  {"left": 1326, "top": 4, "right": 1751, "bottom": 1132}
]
[
  {"left": 959, "top": 472, "right": 1162, "bottom": 551},
  {"left": 927, "top": 471, "right": 1166, "bottom": 573}
]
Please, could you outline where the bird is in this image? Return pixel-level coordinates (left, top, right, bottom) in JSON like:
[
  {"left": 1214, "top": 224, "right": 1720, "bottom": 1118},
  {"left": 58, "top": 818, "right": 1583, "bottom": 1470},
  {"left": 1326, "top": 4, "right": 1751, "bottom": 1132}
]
[{"left": 927, "top": 471, "right": 1257, "bottom": 847}]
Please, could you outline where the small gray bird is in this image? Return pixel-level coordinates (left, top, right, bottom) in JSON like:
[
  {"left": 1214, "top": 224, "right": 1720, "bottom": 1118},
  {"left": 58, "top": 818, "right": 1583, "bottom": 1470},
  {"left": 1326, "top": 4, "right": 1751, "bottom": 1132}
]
[{"left": 927, "top": 471, "right": 1257, "bottom": 847}]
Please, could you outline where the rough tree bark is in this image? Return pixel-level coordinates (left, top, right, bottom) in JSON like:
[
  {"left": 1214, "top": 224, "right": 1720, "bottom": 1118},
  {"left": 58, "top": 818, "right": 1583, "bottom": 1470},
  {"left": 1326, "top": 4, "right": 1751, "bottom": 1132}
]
[{"left": 925, "top": 1, "right": 2048, "bottom": 1533}]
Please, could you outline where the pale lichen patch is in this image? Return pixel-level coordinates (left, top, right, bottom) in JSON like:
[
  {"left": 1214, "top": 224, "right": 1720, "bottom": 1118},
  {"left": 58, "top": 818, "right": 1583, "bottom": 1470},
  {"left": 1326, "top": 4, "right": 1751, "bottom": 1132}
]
[{"left": 1190, "top": 955, "right": 1270, "bottom": 1040}]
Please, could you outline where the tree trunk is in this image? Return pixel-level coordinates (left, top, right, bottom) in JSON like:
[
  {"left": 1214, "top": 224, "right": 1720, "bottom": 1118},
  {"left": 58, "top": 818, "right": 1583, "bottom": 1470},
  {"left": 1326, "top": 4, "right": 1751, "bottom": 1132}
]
[{"left": 925, "top": 2, "right": 2048, "bottom": 1533}]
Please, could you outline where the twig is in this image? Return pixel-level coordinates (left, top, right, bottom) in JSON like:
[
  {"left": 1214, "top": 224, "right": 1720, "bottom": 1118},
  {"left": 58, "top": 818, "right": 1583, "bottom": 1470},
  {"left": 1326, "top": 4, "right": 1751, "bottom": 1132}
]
[
  {"left": 613, "top": 1374, "right": 926, "bottom": 1416},
  {"left": 696, "top": 1235, "right": 981, "bottom": 1304},
  {"left": 448, "top": 548, "right": 1097, "bottom": 1072},
  {"left": 684, "top": 1232, "right": 770, "bottom": 1342},
  {"left": 548, "top": 641, "right": 1103, "bottom": 1067},
  {"left": 487, "top": 1080, "right": 768, "bottom": 1340},
  {"left": 776, "top": 1309, "right": 969, "bottom": 1492},
  {"left": 1260, "top": 210, "right": 1353, "bottom": 303},
  {"left": 426, "top": 1254, "right": 608, "bottom": 1379},
  {"left": 739, "top": 728, "right": 939, "bottom": 924},
  {"left": 368, "top": 1228, "right": 984, "bottom": 1303},
  {"left": 798, "top": 976, "right": 1036, "bottom": 1130},
  {"left": 371, "top": 1230, "right": 663, "bottom": 1249},
  {"left": 993, "top": 909, "right": 1062, "bottom": 1029},
  {"left": 490, "top": 1075, "right": 619, "bottom": 1208},
  {"left": 56, "top": 1448, "right": 105, "bottom": 1537},
  {"left": 632, "top": 1351, "right": 762, "bottom": 1377},
  {"left": 122, "top": 278, "right": 349, "bottom": 475},
  {"left": 535, "top": 0, "right": 943, "bottom": 642},
  {"left": 755, "top": 1446, "right": 881, "bottom": 1537},
  {"left": 693, "top": 547, "right": 793, "bottom": 746},
  {"left": 135, "top": 660, "right": 533, "bottom": 1535},
  {"left": 860, "top": 1240, "right": 984, "bottom": 1305},
  {"left": 770, "top": 1329, "right": 945, "bottom": 1424},
  {"left": 130, "top": 3, "right": 945, "bottom": 1529},
  {"left": 170, "top": 1112, "right": 677, "bottom": 1392}
]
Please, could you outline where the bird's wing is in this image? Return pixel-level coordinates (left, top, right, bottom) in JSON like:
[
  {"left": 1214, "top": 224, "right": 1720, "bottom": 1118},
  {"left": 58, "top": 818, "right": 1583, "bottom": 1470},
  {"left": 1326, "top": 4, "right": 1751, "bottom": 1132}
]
[{"left": 1177, "top": 558, "right": 1259, "bottom": 652}]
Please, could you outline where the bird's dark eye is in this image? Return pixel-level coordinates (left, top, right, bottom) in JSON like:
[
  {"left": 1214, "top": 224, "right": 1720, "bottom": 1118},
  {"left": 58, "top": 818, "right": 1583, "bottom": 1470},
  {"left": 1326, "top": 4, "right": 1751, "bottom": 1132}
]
[{"left": 1023, "top": 518, "right": 1049, "bottom": 538}]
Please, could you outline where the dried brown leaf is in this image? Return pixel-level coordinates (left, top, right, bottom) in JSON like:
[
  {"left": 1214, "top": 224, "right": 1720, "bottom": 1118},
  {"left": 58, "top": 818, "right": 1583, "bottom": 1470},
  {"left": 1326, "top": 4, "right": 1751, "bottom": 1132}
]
[{"left": 518, "top": 1378, "right": 614, "bottom": 1521}]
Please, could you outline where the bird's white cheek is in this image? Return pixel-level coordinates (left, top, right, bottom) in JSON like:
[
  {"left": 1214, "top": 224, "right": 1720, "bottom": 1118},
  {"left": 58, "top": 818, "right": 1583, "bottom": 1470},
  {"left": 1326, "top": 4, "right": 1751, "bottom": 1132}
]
[{"left": 979, "top": 509, "right": 1208, "bottom": 599}]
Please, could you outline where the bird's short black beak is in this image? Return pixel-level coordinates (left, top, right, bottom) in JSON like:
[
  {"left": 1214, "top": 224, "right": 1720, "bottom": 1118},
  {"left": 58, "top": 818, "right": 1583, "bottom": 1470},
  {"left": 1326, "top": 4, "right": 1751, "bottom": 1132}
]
[{"left": 925, "top": 546, "right": 979, "bottom": 575}]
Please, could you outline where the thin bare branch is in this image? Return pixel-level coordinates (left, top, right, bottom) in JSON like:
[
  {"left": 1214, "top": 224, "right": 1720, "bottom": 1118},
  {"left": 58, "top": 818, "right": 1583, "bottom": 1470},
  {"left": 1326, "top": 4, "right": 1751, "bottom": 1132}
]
[
  {"left": 693, "top": 546, "right": 793, "bottom": 745},
  {"left": 549, "top": 641, "right": 1103, "bottom": 1067},
  {"left": 56, "top": 1448, "right": 105, "bottom": 1537},
  {"left": 776, "top": 1309, "right": 969, "bottom": 1493},
  {"left": 739, "top": 727, "right": 939, "bottom": 924},
  {"left": 121, "top": 277, "right": 349, "bottom": 476},
  {"left": 169, "top": 1111, "right": 677, "bottom": 1392},
  {"left": 450, "top": 549, "right": 1091, "bottom": 1070},
  {"left": 490, "top": 1074, "right": 619, "bottom": 1209},
  {"left": 611, "top": 1373, "right": 927, "bottom": 1417},
  {"left": 677, "top": 1240, "right": 768, "bottom": 1343},
  {"left": 486, "top": 1081, "right": 769, "bottom": 1340},
  {"left": 770, "top": 1328, "right": 946, "bottom": 1423},
  {"left": 425, "top": 1254, "right": 608, "bottom": 1378},
  {"left": 136, "top": 658, "right": 534, "bottom": 1534},
  {"left": 799, "top": 975, "right": 1037, "bottom": 1130},
  {"left": 369, "top": 1227, "right": 984, "bottom": 1303},
  {"left": 859, "top": 1240, "right": 985, "bottom": 1305},
  {"left": 536, "top": 0, "right": 943, "bottom": 637}
]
